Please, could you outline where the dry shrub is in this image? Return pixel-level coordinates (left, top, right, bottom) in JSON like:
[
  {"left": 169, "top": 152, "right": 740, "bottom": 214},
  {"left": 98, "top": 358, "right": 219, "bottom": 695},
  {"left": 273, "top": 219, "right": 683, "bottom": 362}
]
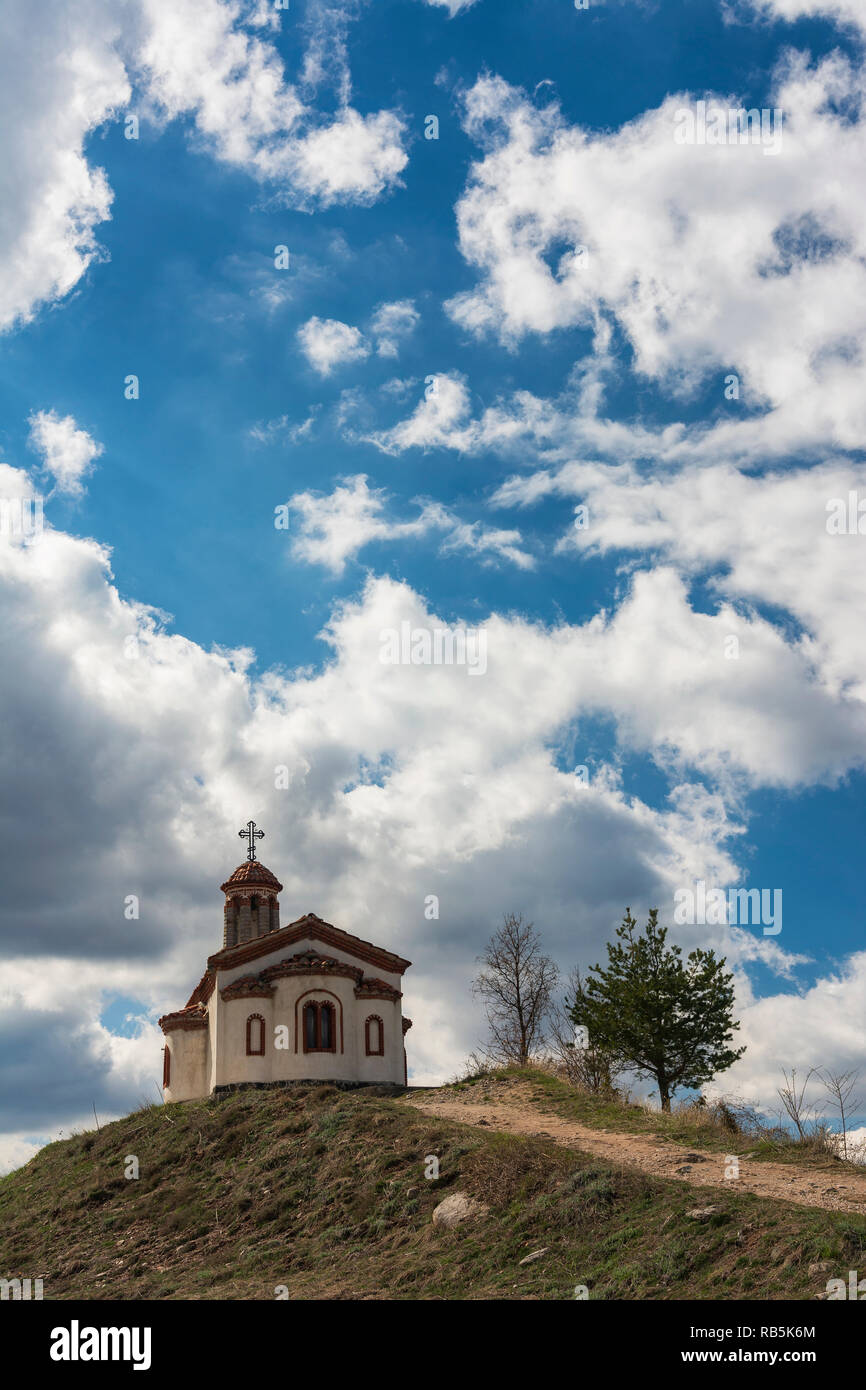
[
  {"left": 461, "top": 1133, "right": 565, "bottom": 1207},
  {"left": 309, "top": 1085, "right": 338, "bottom": 1103}
]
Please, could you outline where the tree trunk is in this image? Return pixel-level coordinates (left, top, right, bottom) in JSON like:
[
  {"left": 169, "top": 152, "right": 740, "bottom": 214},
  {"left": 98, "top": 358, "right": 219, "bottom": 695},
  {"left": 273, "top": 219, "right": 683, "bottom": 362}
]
[{"left": 658, "top": 1075, "right": 671, "bottom": 1112}]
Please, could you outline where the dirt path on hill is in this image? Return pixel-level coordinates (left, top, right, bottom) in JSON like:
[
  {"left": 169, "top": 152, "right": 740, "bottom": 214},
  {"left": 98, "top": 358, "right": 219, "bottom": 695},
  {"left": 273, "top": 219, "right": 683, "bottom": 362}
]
[{"left": 401, "top": 1082, "right": 866, "bottom": 1216}]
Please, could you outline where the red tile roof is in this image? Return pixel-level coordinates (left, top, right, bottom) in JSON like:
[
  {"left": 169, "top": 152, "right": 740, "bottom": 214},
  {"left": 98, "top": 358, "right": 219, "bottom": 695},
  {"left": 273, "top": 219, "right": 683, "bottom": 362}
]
[
  {"left": 208, "top": 911, "right": 411, "bottom": 976},
  {"left": 219, "top": 860, "right": 283, "bottom": 893}
]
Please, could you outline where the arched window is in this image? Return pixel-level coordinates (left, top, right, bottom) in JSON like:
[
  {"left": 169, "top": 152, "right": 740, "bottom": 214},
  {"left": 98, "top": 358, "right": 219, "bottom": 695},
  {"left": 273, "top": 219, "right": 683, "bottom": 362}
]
[
  {"left": 163, "top": 1045, "right": 171, "bottom": 1088},
  {"left": 365, "top": 1015, "right": 384, "bottom": 1056},
  {"left": 246, "top": 1013, "right": 265, "bottom": 1056},
  {"left": 303, "top": 1001, "right": 336, "bottom": 1053}
]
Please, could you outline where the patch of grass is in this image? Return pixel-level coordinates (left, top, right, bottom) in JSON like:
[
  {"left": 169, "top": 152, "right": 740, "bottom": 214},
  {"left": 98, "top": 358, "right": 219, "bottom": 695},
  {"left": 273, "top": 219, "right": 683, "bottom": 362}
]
[
  {"left": 475, "top": 1066, "right": 864, "bottom": 1173},
  {"left": 0, "top": 1082, "right": 863, "bottom": 1301}
]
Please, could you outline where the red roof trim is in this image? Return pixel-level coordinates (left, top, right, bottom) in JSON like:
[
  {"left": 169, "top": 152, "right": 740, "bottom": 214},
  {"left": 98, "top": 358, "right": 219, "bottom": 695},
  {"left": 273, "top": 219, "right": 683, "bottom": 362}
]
[
  {"left": 185, "top": 970, "right": 215, "bottom": 1009},
  {"left": 354, "top": 977, "right": 402, "bottom": 1001},
  {"left": 160, "top": 1004, "right": 208, "bottom": 1033},
  {"left": 220, "top": 975, "right": 277, "bottom": 1001},
  {"left": 207, "top": 913, "right": 411, "bottom": 976}
]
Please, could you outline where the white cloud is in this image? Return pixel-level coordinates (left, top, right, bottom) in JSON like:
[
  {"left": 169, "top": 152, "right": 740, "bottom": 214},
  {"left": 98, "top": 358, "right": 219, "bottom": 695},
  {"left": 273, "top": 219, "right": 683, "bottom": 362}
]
[
  {"left": 446, "top": 60, "right": 866, "bottom": 458},
  {"left": 297, "top": 0, "right": 353, "bottom": 99},
  {"left": 577, "top": 566, "right": 866, "bottom": 789},
  {"left": 297, "top": 316, "right": 370, "bottom": 375},
  {"left": 288, "top": 475, "right": 424, "bottom": 571},
  {"left": 368, "top": 361, "right": 701, "bottom": 467},
  {"left": 136, "top": 0, "right": 304, "bottom": 162},
  {"left": 289, "top": 454, "right": 866, "bottom": 792},
  {"left": 718, "top": 951, "right": 866, "bottom": 1117},
  {"left": 380, "top": 376, "right": 417, "bottom": 398},
  {"left": 497, "top": 456, "right": 866, "bottom": 717},
  {"left": 0, "top": 0, "right": 408, "bottom": 333},
  {"left": 286, "top": 474, "right": 534, "bottom": 574},
  {"left": 370, "top": 299, "right": 420, "bottom": 357},
  {"left": 138, "top": 0, "right": 408, "bottom": 207},
  {"left": 248, "top": 411, "right": 318, "bottom": 445},
  {"left": 418, "top": 501, "right": 535, "bottom": 571},
  {"left": 620, "top": 0, "right": 866, "bottom": 32},
  {"left": 276, "top": 107, "right": 408, "bottom": 206},
  {"left": 741, "top": 0, "right": 866, "bottom": 36},
  {"left": 368, "top": 352, "right": 695, "bottom": 463},
  {"left": 299, "top": 302, "right": 419, "bottom": 378},
  {"left": 422, "top": 0, "right": 481, "bottom": 16},
  {"left": 365, "top": 287, "right": 866, "bottom": 477},
  {"left": 27, "top": 411, "right": 103, "bottom": 497},
  {"left": 0, "top": 1135, "right": 46, "bottom": 1177},
  {"left": 370, "top": 374, "right": 476, "bottom": 453},
  {"left": 0, "top": 0, "right": 129, "bottom": 332}
]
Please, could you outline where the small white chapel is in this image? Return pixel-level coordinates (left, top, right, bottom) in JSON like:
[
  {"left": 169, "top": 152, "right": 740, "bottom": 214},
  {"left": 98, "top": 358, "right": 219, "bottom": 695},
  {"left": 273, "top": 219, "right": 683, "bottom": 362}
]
[{"left": 159, "top": 822, "right": 412, "bottom": 1101}]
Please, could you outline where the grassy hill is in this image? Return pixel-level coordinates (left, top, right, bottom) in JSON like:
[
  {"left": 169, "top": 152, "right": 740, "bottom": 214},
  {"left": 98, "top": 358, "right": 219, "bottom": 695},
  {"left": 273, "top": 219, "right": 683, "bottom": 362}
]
[
  {"left": 1, "top": 1076, "right": 864, "bottom": 1300},
  {"left": 465, "top": 1065, "right": 866, "bottom": 1167}
]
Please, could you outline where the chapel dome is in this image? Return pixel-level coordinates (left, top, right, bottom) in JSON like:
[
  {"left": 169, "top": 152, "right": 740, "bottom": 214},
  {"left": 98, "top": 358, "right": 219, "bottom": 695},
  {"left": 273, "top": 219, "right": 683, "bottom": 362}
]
[{"left": 220, "top": 860, "right": 283, "bottom": 893}]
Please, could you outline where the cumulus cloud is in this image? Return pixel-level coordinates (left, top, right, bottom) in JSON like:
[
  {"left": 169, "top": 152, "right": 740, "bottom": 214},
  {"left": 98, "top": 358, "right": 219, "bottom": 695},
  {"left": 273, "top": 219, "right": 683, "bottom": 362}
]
[
  {"left": 286, "top": 474, "right": 534, "bottom": 574},
  {"left": 0, "top": 0, "right": 129, "bottom": 332},
  {"left": 298, "top": 303, "right": 420, "bottom": 377},
  {"left": 0, "top": 0, "right": 408, "bottom": 333},
  {"left": 297, "top": 316, "right": 370, "bottom": 375},
  {"left": 366, "top": 359, "right": 697, "bottom": 467},
  {"left": 136, "top": 0, "right": 408, "bottom": 207},
  {"left": 27, "top": 410, "right": 103, "bottom": 497},
  {"left": 497, "top": 456, "right": 866, "bottom": 715},
  {"left": 371, "top": 408, "right": 866, "bottom": 788},
  {"left": 369, "top": 355, "right": 684, "bottom": 463},
  {"left": 419, "top": 501, "right": 535, "bottom": 571},
  {"left": 270, "top": 107, "right": 408, "bottom": 206},
  {"left": 718, "top": 951, "right": 866, "bottom": 1119},
  {"left": 288, "top": 474, "right": 425, "bottom": 571},
  {"left": 137, "top": 0, "right": 408, "bottom": 206},
  {"left": 370, "top": 299, "right": 420, "bottom": 357},
  {"left": 366, "top": 296, "right": 866, "bottom": 475},
  {"left": 5, "top": 496, "right": 830, "bottom": 1155},
  {"left": 370, "top": 374, "right": 476, "bottom": 453},
  {"left": 446, "top": 59, "right": 866, "bottom": 458},
  {"left": 740, "top": 0, "right": 866, "bottom": 35},
  {"left": 577, "top": 566, "right": 866, "bottom": 789}
]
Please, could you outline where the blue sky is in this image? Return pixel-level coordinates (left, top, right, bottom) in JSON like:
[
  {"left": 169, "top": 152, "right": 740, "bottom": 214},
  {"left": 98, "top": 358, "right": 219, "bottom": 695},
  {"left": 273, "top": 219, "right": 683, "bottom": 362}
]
[{"left": 1, "top": 0, "right": 866, "bottom": 1170}]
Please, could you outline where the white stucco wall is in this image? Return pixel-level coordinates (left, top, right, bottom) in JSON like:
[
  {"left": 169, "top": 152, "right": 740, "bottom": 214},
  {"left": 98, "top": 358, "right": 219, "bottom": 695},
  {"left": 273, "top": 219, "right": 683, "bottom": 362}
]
[
  {"left": 163, "top": 1026, "right": 209, "bottom": 1102},
  {"left": 212, "top": 974, "right": 404, "bottom": 1086},
  {"left": 164, "top": 928, "right": 408, "bottom": 1100}
]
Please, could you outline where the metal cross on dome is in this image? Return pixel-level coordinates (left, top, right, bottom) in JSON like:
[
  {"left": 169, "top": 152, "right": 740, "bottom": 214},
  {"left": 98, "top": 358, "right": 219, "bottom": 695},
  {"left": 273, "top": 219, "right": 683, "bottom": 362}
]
[{"left": 238, "top": 821, "right": 265, "bottom": 862}]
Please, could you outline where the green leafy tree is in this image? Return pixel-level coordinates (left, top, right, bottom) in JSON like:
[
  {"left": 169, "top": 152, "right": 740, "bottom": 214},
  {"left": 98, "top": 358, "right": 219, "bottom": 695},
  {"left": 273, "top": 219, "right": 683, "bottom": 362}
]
[{"left": 570, "top": 908, "right": 745, "bottom": 1112}]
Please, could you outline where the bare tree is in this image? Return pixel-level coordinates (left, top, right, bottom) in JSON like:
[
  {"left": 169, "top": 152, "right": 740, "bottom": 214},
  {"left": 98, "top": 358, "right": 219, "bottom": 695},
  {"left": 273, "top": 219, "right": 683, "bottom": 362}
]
[
  {"left": 472, "top": 914, "right": 559, "bottom": 1065},
  {"left": 777, "top": 1067, "right": 819, "bottom": 1140},
  {"left": 546, "top": 969, "right": 622, "bottom": 1094},
  {"left": 821, "top": 1068, "right": 862, "bottom": 1161}
]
